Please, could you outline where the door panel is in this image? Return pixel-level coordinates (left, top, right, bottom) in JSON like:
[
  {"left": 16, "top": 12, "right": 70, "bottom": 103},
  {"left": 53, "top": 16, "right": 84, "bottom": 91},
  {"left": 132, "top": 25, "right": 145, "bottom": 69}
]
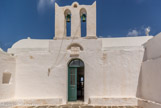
[{"left": 68, "top": 67, "right": 77, "bottom": 101}]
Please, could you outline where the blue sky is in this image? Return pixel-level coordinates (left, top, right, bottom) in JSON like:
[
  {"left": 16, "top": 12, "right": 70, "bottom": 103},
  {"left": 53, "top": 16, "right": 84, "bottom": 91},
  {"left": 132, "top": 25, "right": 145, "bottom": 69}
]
[{"left": 0, "top": 0, "right": 161, "bottom": 51}]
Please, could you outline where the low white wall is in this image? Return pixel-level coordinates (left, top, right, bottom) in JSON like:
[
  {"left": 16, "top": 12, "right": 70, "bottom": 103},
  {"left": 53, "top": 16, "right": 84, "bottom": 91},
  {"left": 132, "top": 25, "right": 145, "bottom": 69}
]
[
  {"left": 14, "top": 39, "right": 103, "bottom": 104},
  {"left": 144, "top": 33, "right": 161, "bottom": 60},
  {"left": 138, "top": 99, "right": 161, "bottom": 108},
  {"left": 138, "top": 58, "right": 161, "bottom": 103},
  {"left": 102, "top": 36, "right": 152, "bottom": 49},
  {"left": 11, "top": 39, "right": 49, "bottom": 49},
  {"left": 8, "top": 39, "right": 50, "bottom": 53},
  {"left": 0, "top": 50, "right": 16, "bottom": 100},
  {"left": 137, "top": 33, "right": 161, "bottom": 108},
  {"left": 11, "top": 38, "right": 145, "bottom": 106},
  {"left": 101, "top": 47, "right": 144, "bottom": 98},
  {"left": 14, "top": 52, "right": 66, "bottom": 102},
  {"left": 137, "top": 58, "right": 161, "bottom": 108}
]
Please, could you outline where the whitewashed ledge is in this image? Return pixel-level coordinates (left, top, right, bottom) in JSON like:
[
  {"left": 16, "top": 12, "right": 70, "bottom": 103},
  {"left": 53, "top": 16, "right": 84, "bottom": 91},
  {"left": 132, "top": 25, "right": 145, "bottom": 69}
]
[
  {"left": 88, "top": 97, "right": 138, "bottom": 106},
  {"left": 0, "top": 98, "right": 62, "bottom": 108},
  {"left": 138, "top": 98, "right": 161, "bottom": 108}
]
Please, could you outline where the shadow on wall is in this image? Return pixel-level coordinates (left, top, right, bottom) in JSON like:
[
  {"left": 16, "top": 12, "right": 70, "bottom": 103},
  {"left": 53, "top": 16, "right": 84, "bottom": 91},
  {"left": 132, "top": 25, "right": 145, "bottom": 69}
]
[
  {"left": 136, "top": 43, "right": 150, "bottom": 108},
  {"left": 136, "top": 47, "right": 147, "bottom": 98},
  {"left": 136, "top": 34, "right": 161, "bottom": 108},
  {"left": 136, "top": 66, "right": 142, "bottom": 98}
]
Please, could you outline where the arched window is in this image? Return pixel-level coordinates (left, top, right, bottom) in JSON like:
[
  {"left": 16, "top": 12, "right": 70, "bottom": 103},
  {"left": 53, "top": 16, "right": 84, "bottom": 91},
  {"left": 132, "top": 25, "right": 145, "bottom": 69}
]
[
  {"left": 80, "top": 8, "right": 87, "bottom": 37},
  {"left": 64, "top": 9, "right": 71, "bottom": 37}
]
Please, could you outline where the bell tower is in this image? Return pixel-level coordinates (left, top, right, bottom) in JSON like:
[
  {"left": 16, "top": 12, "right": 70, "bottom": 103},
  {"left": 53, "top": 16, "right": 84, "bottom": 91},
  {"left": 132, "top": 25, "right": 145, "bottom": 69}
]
[{"left": 54, "top": 1, "right": 97, "bottom": 39}]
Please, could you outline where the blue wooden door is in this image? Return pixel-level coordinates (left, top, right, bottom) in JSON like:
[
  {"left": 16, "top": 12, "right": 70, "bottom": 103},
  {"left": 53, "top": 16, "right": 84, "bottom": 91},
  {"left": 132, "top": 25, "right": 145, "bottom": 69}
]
[{"left": 68, "top": 67, "right": 77, "bottom": 101}]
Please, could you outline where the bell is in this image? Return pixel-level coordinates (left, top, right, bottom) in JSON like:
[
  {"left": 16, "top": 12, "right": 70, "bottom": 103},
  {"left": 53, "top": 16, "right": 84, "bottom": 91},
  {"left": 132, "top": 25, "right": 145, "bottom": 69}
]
[
  {"left": 66, "top": 14, "right": 71, "bottom": 22},
  {"left": 82, "top": 14, "right": 86, "bottom": 22}
]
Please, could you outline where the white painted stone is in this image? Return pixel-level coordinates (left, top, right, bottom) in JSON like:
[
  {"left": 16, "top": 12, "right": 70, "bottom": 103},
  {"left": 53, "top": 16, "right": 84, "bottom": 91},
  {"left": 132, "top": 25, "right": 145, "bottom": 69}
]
[
  {"left": 144, "top": 32, "right": 161, "bottom": 60},
  {"left": 137, "top": 33, "right": 161, "bottom": 108},
  {"left": 11, "top": 39, "right": 49, "bottom": 49},
  {"left": 6, "top": 37, "right": 151, "bottom": 105},
  {"left": 89, "top": 97, "right": 138, "bottom": 106},
  {"left": 138, "top": 99, "right": 161, "bottom": 108},
  {"left": 139, "top": 58, "right": 161, "bottom": 103},
  {"left": 0, "top": 98, "right": 62, "bottom": 108},
  {"left": 102, "top": 36, "right": 152, "bottom": 49},
  {"left": 0, "top": 50, "right": 16, "bottom": 100},
  {"left": 55, "top": 2, "right": 96, "bottom": 39},
  {"left": 8, "top": 39, "right": 50, "bottom": 53},
  {"left": 0, "top": 1, "right": 158, "bottom": 107}
]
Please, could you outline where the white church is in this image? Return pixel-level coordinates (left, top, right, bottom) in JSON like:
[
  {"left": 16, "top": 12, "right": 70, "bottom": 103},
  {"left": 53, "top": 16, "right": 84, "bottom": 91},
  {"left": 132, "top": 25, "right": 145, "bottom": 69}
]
[{"left": 0, "top": 1, "right": 161, "bottom": 108}]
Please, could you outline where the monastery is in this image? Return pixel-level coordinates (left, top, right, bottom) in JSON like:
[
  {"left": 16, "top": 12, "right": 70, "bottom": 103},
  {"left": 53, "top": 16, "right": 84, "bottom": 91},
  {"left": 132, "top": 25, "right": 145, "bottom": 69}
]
[{"left": 0, "top": 1, "right": 161, "bottom": 108}]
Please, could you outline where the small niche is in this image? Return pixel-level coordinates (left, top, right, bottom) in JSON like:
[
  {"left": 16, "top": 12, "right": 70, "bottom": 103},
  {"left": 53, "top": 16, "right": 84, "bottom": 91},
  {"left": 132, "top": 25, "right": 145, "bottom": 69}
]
[
  {"left": 74, "top": 4, "right": 77, "bottom": 8},
  {"left": 2, "top": 73, "right": 11, "bottom": 84}
]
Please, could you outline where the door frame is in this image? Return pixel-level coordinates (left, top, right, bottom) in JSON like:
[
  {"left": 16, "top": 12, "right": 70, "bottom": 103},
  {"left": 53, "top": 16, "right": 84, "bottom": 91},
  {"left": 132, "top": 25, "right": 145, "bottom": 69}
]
[{"left": 67, "top": 59, "right": 85, "bottom": 102}]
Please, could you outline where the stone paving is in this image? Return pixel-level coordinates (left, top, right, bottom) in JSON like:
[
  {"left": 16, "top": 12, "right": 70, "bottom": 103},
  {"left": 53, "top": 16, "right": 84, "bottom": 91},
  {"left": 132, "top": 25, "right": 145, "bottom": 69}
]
[{"left": 13, "top": 104, "right": 141, "bottom": 108}]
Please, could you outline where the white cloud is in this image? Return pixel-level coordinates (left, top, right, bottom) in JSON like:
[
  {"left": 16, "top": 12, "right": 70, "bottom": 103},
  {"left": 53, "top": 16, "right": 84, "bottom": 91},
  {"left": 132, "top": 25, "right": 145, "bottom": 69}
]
[
  {"left": 127, "top": 30, "right": 140, "bottom": 36},
  {"left": 127, "top": 26, "right": 151, "bottom": 36},
  {"left": 37, "top": 0, "right": 55, "bottom": 13}
]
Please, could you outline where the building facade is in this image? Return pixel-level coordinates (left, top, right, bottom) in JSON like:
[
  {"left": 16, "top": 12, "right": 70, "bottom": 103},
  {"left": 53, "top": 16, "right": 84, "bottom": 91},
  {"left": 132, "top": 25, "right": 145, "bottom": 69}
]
[{"left": 0, "top": 2, "right": 160, "bottom": 108}]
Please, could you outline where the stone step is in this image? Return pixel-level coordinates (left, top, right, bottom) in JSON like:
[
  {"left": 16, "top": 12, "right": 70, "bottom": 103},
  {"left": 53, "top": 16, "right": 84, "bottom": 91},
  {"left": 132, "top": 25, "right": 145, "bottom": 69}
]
[{"left": 13, "top": 105, "right": 141, "bottom": 108}]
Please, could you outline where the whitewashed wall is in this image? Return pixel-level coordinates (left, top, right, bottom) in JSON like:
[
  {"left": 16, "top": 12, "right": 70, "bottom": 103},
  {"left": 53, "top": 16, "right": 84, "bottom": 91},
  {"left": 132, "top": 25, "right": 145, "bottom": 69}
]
[
  {"left": 137, "top": 33, "right": 161, "bottom": 108},
  {"left": 144, "top": 32, "right": 161, "bottom": 60},
  {"left": 13, "top": 39, "right": 102, "bottom": 104},
  {"left": 101, "top": 47, "right": 144, "bottom": 97},
  {"left": 88, "top": 46, "right": 144, "bottom": 106},
  {"left": 7, "top": 37, "right": 151, "bottom": 106},
  {"left": 0, "top": 49, "right": 16, "bottom": 100}
]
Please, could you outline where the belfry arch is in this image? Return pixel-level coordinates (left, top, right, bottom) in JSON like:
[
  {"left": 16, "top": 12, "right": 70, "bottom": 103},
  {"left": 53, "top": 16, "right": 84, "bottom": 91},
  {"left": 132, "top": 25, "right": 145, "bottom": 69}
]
[
  {"left": 68, "top": 59, "right": 85, "bottom": 101},
  {"left": 80, "top": 8, "right": 87, "bottom": 37},
  {"left": 64, "top": 9, "right": 71, "bottom": 37}
]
